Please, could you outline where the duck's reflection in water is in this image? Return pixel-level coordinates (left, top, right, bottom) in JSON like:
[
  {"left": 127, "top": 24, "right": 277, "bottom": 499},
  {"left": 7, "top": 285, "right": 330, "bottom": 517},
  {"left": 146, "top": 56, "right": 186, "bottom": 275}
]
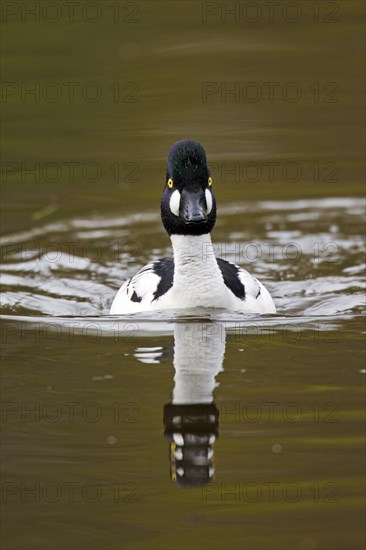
[{"left": 164, "top": 322, "right": 225, "bottom": 487}]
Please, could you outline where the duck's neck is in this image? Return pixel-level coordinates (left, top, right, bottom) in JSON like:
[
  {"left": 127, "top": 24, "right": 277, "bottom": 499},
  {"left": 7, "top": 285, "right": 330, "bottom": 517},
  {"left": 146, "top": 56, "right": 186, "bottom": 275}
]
[{"left": 170, "top": 233, "right": 222, "bottom": 285}]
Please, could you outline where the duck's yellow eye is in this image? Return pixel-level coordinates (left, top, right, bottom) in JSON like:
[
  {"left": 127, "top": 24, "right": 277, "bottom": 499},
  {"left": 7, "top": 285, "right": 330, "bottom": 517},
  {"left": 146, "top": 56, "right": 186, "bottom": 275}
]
[
  {"left": 167, "top": 178, "right": 173, "bottom": 189},
  {"left": 208, "top": 177, "right": 213, "bottom": 187}
]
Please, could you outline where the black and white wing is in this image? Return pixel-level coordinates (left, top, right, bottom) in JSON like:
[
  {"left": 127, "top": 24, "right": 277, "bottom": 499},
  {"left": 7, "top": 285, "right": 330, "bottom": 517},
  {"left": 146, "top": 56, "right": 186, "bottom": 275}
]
[
  {"left": 217, "top": 258, "right": 276, "bottom": 314},
  {"left": 110, "top": 258, "right": 174, "bottom": 314}
]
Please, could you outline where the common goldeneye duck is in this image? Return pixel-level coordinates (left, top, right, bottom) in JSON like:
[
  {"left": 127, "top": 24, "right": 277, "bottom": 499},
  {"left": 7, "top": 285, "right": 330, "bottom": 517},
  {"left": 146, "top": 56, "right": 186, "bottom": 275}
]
[{"left": 110, "top": 140, "right": 276, "bottom": 315}]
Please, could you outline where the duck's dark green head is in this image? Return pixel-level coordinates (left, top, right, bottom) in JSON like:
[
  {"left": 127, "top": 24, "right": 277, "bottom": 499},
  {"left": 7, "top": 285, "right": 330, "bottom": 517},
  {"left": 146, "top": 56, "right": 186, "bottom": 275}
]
[{"left": 161, "top": 140, "right": 216, "bottom": 236}]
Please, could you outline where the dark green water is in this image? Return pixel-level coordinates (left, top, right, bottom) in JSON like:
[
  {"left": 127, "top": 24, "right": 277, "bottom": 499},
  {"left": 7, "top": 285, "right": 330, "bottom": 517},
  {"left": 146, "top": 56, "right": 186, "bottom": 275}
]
[{"left": 1, "top": 1, "right": 365, "bottom": 549}]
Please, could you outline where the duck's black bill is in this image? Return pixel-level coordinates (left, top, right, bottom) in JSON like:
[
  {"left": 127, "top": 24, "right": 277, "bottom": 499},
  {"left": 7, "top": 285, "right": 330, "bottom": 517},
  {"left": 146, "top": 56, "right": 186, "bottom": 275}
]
[{"left": 179, "top": 189, "right": 207, "bottom": 223}]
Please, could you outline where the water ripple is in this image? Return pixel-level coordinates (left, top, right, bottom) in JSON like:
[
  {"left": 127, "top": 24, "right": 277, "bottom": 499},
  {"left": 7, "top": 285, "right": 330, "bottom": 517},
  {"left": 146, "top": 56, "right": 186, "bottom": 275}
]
[{"left": 1, "top": 198, "right": 365, "bottom": 322}]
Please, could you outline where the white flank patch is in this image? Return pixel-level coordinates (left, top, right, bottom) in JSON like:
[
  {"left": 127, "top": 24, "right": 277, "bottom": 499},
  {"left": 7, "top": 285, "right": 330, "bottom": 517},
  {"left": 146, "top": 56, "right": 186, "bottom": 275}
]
[
  {"left": 169, "top": 190, "right": 181, "bottom": 216},
  {"left": 205, "top": 189, "right": 213, "bottom": 214}
]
